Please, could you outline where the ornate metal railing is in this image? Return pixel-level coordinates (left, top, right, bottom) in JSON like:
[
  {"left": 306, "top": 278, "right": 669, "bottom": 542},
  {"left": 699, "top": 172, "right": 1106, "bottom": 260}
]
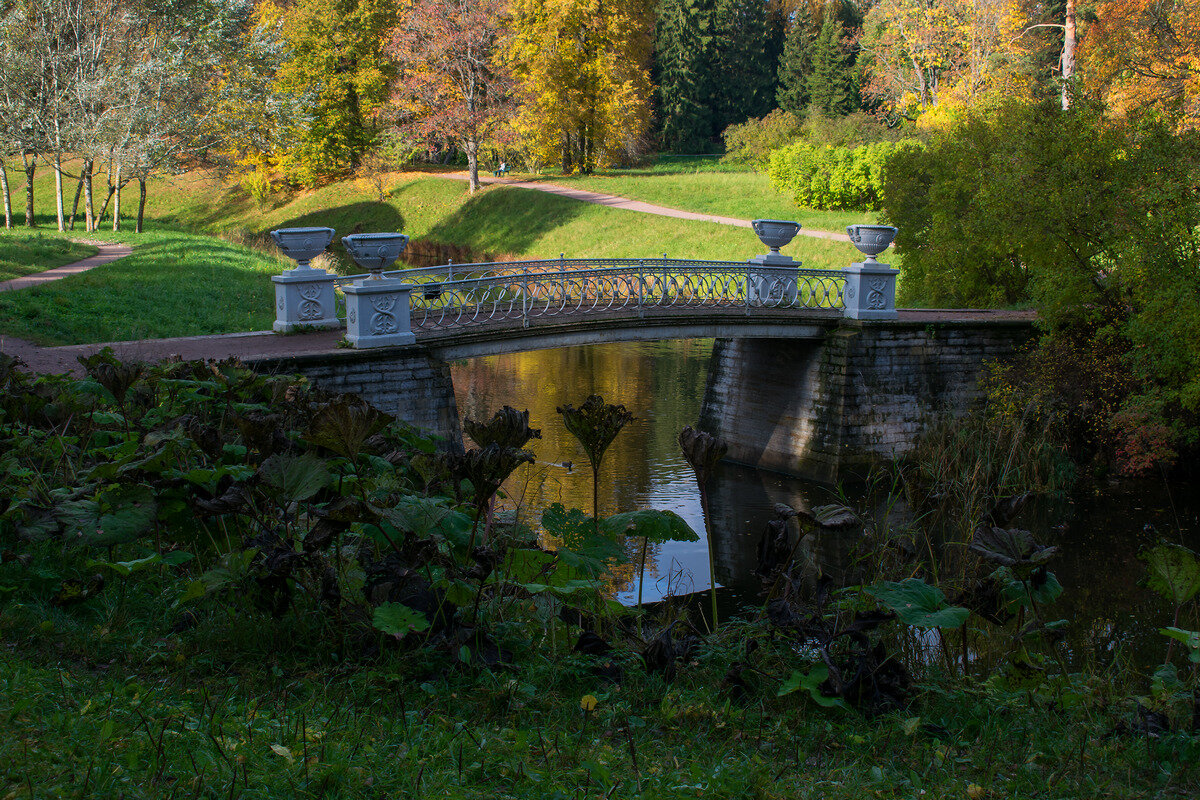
[{"left": 331, "top": 257, "right": 844, "bottom": 332}]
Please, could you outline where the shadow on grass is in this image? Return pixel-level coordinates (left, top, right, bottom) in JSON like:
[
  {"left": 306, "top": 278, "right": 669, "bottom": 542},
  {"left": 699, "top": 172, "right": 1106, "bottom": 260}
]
[
  {"left": 423, "top": 186, "right": 588, "bottom": 260},
  {"left": 266, "top": 201, "right": 405, "bottom": 239}
]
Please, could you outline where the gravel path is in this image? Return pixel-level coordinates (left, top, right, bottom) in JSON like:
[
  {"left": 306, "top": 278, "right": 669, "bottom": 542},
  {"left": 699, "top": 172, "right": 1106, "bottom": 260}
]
[
  {"left": 435, "top": 173, "right": 852, "bottom": 242},
  {"left": 0, "top": 241, "right": 133, "bottom": 292}
]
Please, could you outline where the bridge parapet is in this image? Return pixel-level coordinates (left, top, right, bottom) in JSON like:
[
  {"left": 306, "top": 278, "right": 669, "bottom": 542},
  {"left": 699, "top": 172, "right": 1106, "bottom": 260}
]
[{"left": 275, "top": 257, "right": 852, "bottom": 346}]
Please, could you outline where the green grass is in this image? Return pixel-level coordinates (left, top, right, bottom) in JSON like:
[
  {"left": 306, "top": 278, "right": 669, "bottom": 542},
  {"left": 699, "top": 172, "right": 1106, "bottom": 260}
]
[
  {"left": 0, "top": 229, "right": 285, "bottom": 345},
  {"left": 1, "top": 588, "right": 1191, "bottom": 800},
  {"left": 0, "top": 233, "right": 97, "bottom": 281},
  {"left": 522, "top": 166, "right": 879, "bottom": 234}
]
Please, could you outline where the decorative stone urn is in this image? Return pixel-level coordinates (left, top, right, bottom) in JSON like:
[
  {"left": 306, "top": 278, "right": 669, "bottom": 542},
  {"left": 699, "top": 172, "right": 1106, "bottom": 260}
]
[
  {"left": 342, "top": 232, "right": 410, "bottom": 279},
  {"left": 846, "top": 224, "right": 898, "bottom": 263},
  {"left": 340, "top": 232, "right": 416, "bottom": 348},
  {"left": 271, "top": 227, "right": 336, "bottom": 272},
  {"left": 748, "top": 219, "right": 803, "bottom": 306},
  {"left": 843, "top": 224, "right": 899, "bottom": 321},
  {"left": 270, "top": 227, "right": 340, "bottom": 333},
  {"left": 751, "top": 219, "right": 802, "bottom": 255}
]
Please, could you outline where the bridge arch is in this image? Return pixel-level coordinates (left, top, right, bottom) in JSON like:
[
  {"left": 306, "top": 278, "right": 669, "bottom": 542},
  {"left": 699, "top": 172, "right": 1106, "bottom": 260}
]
[{"left": 249, "top": 311, "right": 1034, "bottom": 483}]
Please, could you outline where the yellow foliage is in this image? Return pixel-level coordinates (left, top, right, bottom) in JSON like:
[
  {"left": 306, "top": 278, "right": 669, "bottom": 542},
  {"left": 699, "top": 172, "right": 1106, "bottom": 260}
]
[{"left": 505, "top": 0, "right": 653, "bottom": 172}]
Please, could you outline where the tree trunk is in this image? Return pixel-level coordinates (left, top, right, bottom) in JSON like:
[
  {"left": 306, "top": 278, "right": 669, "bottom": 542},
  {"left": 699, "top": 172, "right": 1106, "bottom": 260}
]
[
  {"left": 23, "top": 156, "right": 35, "bottom": 227},
  {"left": 467, "top": 136, "right": 480, "bottom": 193},
  {"left": 53, "top": 152, "right": 65, "bottom": 231},
  {"left": 0, "top": 160, "right": 11, "bottom": 229},
  {"left": 68, "top": 171, "right": 84, "bottom": 230},
  {"left": 1062, "top": 0, "right": 1076, "bottom": 110},
  {"left": 83, "top": 160, "right": 94, "bottom": 232},
  {"left": 136, "top": 177, "right": 146, "bottom": 233},
  {"left": 112, "top": 163, "right": 122, "bottom": 232}
]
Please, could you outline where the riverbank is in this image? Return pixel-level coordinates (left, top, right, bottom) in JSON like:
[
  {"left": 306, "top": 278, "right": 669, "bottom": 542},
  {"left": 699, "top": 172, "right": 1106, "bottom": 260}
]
[{"left": 1, "top": 353, "right": 1197, "bottom": 799}]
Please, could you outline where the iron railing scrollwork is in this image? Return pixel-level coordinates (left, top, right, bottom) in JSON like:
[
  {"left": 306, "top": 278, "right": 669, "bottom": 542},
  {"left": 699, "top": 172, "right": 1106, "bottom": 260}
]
[{"left": 332, "top": 257, "right": 844, "bottom": 333}]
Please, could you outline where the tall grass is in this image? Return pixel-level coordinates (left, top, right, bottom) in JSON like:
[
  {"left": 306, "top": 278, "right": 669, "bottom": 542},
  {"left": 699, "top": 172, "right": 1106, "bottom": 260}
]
[{"left": 903, "top": 406, "right": 1075, "bottom": 537}]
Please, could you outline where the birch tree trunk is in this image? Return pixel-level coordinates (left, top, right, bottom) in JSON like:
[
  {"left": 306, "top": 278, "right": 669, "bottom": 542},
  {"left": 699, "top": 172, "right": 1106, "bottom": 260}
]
[
  {"left": 68, "top": 171, "right": 83, "bottom": 230},
  {"left": 53, "top": 153, "right": 65, "bottom": 231},
  {"left": 83, "top": 159, "right": 94, "bottom": 232},
  {"left": 136, "top": 177, "right": 146, "bottom": 233},
  {"left": 466, "top": 135, "right": 479, "bottom": 192},
  {"left": 23, "top": 155, "right": 35, "bottom": 227},
  {"left": 112, "top": 163, "right": 122, "bottom": 232},
  {"left": 1062, "top": 0, "right": 1076, "bottom": 110},
  {"left": 1, "top": 160, "right": 11, "bottom": 229}
]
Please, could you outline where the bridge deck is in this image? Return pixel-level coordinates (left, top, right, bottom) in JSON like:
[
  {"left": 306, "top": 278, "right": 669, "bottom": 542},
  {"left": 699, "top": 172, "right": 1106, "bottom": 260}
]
[{"left": 4, "top": 307, "right": 1037, "bottom": 376}]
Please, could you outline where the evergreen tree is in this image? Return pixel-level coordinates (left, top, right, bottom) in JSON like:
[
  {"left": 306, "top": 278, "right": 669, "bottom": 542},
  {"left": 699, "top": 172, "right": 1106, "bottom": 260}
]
[
  {"left": 806, "top": 5, "right": 858, "bottom": 116},
  {"left": 655, "top": 0, "right": 718, "bottom": 153},
  {"left": 776, "top": 6, "right": 816, "bottom": 114},
  {"left": 711, "top": 0, "right": 777, "bottom": 133}
]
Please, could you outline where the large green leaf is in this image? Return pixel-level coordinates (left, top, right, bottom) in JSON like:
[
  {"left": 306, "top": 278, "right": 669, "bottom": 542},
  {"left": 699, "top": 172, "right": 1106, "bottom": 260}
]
[
  {"left": 599, "top": 509, "right": 698, "bottom": 543},
  {"left": 372, "top": 602, "right": 430, "bottom": 638},
  {"left": 87, "top": 553, "right": 162, "bottom": 576},
  {"left": 1142, "top": 543, "right": 1200, "bottom": 607},
  {"left": 306, "top": 400, "right": 393, "bottom": 460},
  {"left": 777, "top": 663, "right": 849, "bottom": 709},
  {"left": 258, "top": 453, "right": 330, "bottom": 504},
  {"left": 970, "top": 526, "right": 1059, "bottom": 569},
  {"left": 541, "top": 503, "right": 627, "bottom": 579},
  {"left": 866, "top": 578, "right": 969, "bottom": 629},
  {"left": 1161, "top": 627, "right": 1200, "bottom": 663},
  {"left": 379, "top": 496, "right": 474, "bottom": 548},
  {"left": 57, "top": 485, "right": 158, "bottom": 547}
]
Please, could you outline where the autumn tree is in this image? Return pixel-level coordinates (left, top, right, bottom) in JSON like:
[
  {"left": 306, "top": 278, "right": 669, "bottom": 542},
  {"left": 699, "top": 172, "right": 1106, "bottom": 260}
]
[
  {"left": 507, "top": 0, "right": 654, "bottom": 173},
  {"left": 1080, "top": 0, "right": 1200, "bottom": 130},
  {"left": 263, "top": 0, "right": 397, "bottom": 186},
  {"left": 388, "top": 0, "right": 512, "bottom": 192}
]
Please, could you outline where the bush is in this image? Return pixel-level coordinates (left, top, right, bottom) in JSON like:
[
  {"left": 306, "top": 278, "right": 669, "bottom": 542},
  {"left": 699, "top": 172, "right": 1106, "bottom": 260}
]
[
  {"left": 721, "top": 110, "right": 805, "bottom": 169},
  {"left": 767, "top": 138, "right": 922, "bottom": 211},
  {"left": 722, "top": 111, "right": 909, "bottom": 171},
  {"left": 883, "top": 101, "right": 1200, "bottom": 471}
]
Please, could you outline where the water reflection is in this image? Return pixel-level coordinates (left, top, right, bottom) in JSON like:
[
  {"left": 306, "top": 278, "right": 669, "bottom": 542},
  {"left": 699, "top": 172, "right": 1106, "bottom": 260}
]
[{"left": 450, "top": 340, "right": 1199, "bottom": 667}]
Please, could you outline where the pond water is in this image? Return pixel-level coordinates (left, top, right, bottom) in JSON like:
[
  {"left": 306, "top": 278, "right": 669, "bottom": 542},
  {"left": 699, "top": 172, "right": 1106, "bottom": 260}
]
[{"left": 451, "top": 339, "right": 1200, "bottom": 668}]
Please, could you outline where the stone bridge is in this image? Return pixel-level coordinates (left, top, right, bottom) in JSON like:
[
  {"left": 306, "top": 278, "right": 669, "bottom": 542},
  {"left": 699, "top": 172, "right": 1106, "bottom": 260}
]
[{"left": 256, "top": 283, "right": 1034, "bottom": 482}]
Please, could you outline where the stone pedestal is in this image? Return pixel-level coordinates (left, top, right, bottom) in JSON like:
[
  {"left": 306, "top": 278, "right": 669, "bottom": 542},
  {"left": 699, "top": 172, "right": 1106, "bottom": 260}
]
[
  {"left": 343, "top": 279, "right": 416, "bottom": 348},
  {"left": 747, "top": 253, "right": 799, "bottom": 306},
  {"left": 842, "top": 261, "right": 898, "bottom": 320},
  {"left": 272, "top": 268, "right": 340, "bottom": 332}
]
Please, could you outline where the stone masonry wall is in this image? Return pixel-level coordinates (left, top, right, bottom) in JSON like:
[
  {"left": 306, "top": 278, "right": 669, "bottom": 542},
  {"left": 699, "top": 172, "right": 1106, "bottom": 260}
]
[
  {"left": 700, "top": 319, "right": 1036, "bottom": 483},
  {"left": 246, "top": 348, "right": 463, "bottom": 450}
]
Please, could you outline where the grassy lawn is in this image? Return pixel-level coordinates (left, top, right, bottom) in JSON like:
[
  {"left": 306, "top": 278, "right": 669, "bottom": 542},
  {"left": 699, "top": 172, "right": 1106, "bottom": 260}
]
[
  {"left": 0, "top": 229, "right": 285, "bottom": 345},
  {"left": 532, "top": 170, "right": 878, "bottom": 234},
  {"left": 4, "top": 617, "right": 1184, "bottom": 800},
  {"left": 0, "top": 233, "right": 97, "bottom": 282},
  {"left": 0, "top": 169, "right": 871, "bottom": 345}
]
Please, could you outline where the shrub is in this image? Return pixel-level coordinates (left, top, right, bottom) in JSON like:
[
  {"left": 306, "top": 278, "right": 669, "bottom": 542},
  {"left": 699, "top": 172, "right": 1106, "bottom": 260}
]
[
  {"left": 767, "top": 138, "right": 922, "bottom": 211},
  {"left": 885, "top": 101, "right": 1200, "bottom": 471},
  {"left": 721, "top": 110, "right": 805, "bottom": 169}
]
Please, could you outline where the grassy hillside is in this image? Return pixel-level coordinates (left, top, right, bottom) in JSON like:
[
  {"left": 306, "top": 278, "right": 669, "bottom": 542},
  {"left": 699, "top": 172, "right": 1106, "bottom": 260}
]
[
  {"left": 0, "top": 229, "right": 282, "bottom": 345},
  {"left": 0, "top": 164, "right": 872, "bottom": 345}
]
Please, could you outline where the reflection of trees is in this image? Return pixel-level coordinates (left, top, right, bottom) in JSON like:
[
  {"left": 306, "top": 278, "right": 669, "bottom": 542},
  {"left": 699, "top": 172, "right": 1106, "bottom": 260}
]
[{"left": 451, "top": 340, "right": 712, "bottom": 517}]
